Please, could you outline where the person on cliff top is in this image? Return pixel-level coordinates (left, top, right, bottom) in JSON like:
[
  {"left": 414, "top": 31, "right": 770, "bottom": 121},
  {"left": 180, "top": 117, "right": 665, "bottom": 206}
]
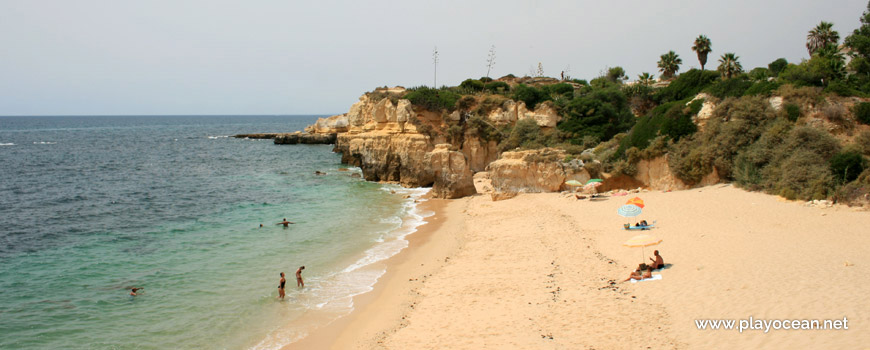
[
  {"left": 296, "top": 266, "right": 305, "bottom": 288},
  {"left": 276, "top": 218, "right": 294, "bottom": 227}
]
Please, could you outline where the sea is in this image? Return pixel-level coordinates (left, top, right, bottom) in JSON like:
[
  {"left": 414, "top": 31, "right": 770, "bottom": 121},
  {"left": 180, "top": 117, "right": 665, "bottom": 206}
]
[{"left": 0, "top": 115, "right": 432, "bottom": 349}]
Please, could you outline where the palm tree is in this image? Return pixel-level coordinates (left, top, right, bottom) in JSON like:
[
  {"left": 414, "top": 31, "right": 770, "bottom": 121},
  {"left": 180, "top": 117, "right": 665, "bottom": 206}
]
[
  {"left": 717, "top": 53, "right": 743, "bottom": 79},
  {"left": 692, "top": 35, "right": 713, "bottom": 70},
  {"left": 657, "top": 51, "right": 682, "bottom": 80},
  {"left": 637, "top": 72, "right": 656, "bottom": 85},
  {"left": 806, "top": 21, "right": 840, "bottom": 56}
]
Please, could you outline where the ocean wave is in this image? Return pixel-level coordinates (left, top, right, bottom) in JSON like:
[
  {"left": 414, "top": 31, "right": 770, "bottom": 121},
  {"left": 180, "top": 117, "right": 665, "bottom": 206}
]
[
  {"left": 0, "top": 143, "right": 14, "bottom": 146},
  {"left": 252, "top": 186, "right": 432, "bottom": 350},
  {"left": 33, "top": 142, "right": 57, "bottom": 145},
  {"left": 207, "top": 135, "right": 230, "bottom": 139}
]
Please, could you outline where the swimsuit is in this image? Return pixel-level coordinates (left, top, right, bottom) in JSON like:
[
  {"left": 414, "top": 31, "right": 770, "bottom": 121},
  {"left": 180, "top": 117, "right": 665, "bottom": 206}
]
[{"left": 279, "top": 280, "right": 285, "bottom": 289}]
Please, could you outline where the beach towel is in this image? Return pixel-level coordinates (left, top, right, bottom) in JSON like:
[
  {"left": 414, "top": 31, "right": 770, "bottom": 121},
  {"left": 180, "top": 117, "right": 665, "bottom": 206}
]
[{"left": 630, "top": 274, "right": 662, "bottom": 283}]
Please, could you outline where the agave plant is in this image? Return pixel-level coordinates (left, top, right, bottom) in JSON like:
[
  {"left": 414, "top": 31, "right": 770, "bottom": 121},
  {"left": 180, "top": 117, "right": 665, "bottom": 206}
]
[
  {"left": 657, "top": 51, "right": 682, "bottom": 80},
  {"left": 717, "top": 53, "right": 743, "bottom": 79},
  {"left": 807, "top": 21, "right": 840, "bottom": 56},
  {"left": 637, "top": 72, "right": 656, "bottom": 85},
  {"left": 692, "top": 35, "right": 713, "bottom": 70}
]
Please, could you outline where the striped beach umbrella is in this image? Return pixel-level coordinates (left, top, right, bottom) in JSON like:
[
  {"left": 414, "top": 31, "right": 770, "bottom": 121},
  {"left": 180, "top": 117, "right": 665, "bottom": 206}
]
[
  {"left": 586, "top": 178, "right": 603, "bottom": 184},
  {"left": 617, "top": 204, "right": 642, "bottom": 218}
]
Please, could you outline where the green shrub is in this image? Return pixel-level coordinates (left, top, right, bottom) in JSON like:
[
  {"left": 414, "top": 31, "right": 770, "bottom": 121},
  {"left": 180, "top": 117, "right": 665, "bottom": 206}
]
[
  {"left": 623, "top": 83, "right": 657, "bottom": 116},
  {"left": 784, "top": 103, "right": 801, "bottom": 122},
  {"left": 668, "top": 96, "right": 777, "bottom": 183},
  {"left": 480, "top": 77, "right": 493, "bottom": 83},
  {"left": 705, "top": 78, "right": 753, "bottom": 98},
  {"left": 405, "top": 87, "right": 461, "bottom": 111},
  {"left": 457, "top": 96, "right": 476, "bottom": 111},
  {"left": 749, "top": 67, "right": 770, "bottom": 80},
  {"left": 830, "top": 150, "right": 867, "bottom": 184},
  {"left": 853, "top": 102, "right": 870, "bottom": 124},
  {"left": 660, "top": 104, "right": 697, "bottom": 141},
  {"left": 474, "top": 96, "right": 508, "bottom": 116},
  {"left": 778, "top": 85, "right": 824, "bottom": 108},
  {"left": 571, "top": 79, "right": 589, "bottom": 86},
  {"left": 743, "top": 80, "right": 781, "bottom": 97},
  {"left": 776, "top": 150, "right": 834, "bottom": 200},
  {"left": 466, "top": 115, "right": 502, "bottom": 142},
  {"left": 459, "top": 79, "right": 485, "bottom": 92},
  {"left": 619, "top": 100, "right": 685, "bottom": 154},
  {"left": 687, "top": 98, "right": 704, "bottom": 115},
  {"left": 558, "top": 86, "right": 634, "bottom": 144},
  {"left": 778, "top": 61, "right": 824, "bottom": 87},
  {"left": 768, "top": 58, "right": 788, "bottom": 77},
  {"left": 484, "top": 81, "right": 510, "bottom": 93},
  {"left": 512, "top": 84, "right": 547, "bottom": 109},
  {"left": 541, "top": 83, "right": 574, "bottom": 97},
  {"left": 824, "top": 79, "right": 861, "bottom": 97},
  {"left": 498, "top": 118, "right": 560, "bottom": 151},
  {"left": 654, "top": 69, "right": 720, "bottom": 103}
]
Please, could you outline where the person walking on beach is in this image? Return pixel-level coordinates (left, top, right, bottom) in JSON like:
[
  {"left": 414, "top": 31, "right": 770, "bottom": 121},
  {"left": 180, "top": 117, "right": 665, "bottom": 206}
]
[
  {"left": 276, "top": 218, "right": 294, "bottom": 227},
  {"left": 278, "top": 272, "right": 286, "bottom": 299},
  {"left": 296, "top": 266, "right": 305, "bottom": 288}
]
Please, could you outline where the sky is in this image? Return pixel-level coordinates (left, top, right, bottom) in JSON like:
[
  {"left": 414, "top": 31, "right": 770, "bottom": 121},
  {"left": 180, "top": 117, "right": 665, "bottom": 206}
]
[{"left": 0, "top": 0, "right": 866, "bottom": 116}]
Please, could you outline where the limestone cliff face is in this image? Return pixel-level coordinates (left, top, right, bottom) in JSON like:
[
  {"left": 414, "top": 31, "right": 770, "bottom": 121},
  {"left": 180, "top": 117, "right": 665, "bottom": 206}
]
[
  {"left": 309, "top": 89, "right": 499, "bottom": 194},
  {"left": 335, "top": 132, "right": 434, "bottom": 187},
  {"left": 424, "top": 144, "right": 477, "bottom": 198},
  {"left": 487, "top": 100, "right": 561, "bottom": 127},
  {"left": 487, "top": 148, "right": 590, "bottom": 193},
  {"left": 630, "top": 155, "right": 720, "bottom": 191},
  {"left": 308, "top": 89, "right": 724, "bottom": 198},
  {"left": 460, "top": 135, "right": 499, "bottom": 173}
]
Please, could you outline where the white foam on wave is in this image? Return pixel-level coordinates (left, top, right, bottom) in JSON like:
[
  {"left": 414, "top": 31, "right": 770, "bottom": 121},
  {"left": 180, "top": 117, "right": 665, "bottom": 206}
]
[
  {"left": 250, "top": 187, "right": 433, "bottom": 350},
  {"left": 33, "top": 142, "right": 56, "bottom": 145},
  {"left": 0, "top": 143, "right": 14, "bottom": 146},
  {"left": 207, "top": 135, "right": 230, "bottom": 139}
]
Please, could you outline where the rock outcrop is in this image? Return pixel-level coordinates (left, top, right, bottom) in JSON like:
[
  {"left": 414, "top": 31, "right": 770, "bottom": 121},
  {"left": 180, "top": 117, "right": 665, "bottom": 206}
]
[
  {"left": 334, "top": 133, "right": 433, "bottom": 187},
  {"left": 487, "top": 148, "right": 590, "bottom": 193},
  {"left": 305, "top": 115, "right": 348, "bottom": 134},
  {"left": 274, "top": 132, "right": 336, "bottom": 144},
  {"left": 424, "top": 144, "right": 477, "bottom": 198},
  {"left": 486, "top": 100, "right": 561, "bottom": 127}
]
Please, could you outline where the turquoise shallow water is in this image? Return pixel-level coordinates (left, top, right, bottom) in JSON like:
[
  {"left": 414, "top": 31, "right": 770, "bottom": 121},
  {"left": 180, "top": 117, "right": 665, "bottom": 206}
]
[{"left": 0, "top": 116, "right": 430, "bottom": 349}]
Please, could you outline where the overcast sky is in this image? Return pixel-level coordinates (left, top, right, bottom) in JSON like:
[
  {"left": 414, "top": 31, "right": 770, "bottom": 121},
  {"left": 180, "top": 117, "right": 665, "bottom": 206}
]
[{"left": 0, "top": 0, "right": 866, "bottom": 116}]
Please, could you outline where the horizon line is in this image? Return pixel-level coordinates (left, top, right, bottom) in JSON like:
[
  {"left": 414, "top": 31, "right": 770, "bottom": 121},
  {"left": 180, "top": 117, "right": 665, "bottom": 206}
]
[{"left": 0, "top": 113, "right": 337, "bottom": 118}]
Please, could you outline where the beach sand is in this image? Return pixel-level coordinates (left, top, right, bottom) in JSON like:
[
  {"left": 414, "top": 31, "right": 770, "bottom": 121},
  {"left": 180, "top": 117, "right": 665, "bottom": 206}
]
[{"left": 287, "top": 184, "right": 870, "bottom": 349}]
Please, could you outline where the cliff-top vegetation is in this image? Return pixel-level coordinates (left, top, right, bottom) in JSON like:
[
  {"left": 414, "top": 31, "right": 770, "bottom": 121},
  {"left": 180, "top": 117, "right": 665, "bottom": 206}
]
[{"left": 364, "top": 1, "right": 870, "bottom": 206}]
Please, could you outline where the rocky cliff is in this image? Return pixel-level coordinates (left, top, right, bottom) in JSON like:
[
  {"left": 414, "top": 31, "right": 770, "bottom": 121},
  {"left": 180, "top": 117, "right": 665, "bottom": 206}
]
[
  {"left": 487, "top": 148, "right": 590, "bottom": 193},
  {"left": 305, "top": 88, "right": 719, "bottom": 199},
  {"left": 308, "top": 88, "right": 535, "bottom": 197}
]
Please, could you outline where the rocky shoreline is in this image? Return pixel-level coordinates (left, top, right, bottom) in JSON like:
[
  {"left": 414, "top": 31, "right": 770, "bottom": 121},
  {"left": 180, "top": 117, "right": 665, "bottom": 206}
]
[{"left": 234, "top": 132, "right": 337, "bottom": 145}]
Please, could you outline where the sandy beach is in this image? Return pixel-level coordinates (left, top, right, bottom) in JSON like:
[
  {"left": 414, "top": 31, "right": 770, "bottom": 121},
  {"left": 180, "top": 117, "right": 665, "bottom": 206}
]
[{"left": 288, "top": 183, "right": 870, "bottom": 349}]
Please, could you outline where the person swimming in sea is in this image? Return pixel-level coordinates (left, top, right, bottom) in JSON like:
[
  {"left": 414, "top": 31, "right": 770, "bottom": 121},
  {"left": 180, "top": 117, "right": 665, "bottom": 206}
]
[
  {"left": 130, "top": 287, "right": 143, "bottom": 296},
  {"left": 276, "top": 218, "right": 295, "bottom": 227}
]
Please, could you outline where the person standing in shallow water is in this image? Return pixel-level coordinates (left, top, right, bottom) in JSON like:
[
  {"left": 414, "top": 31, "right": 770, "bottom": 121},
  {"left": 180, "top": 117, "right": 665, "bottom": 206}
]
[
  {"left": 276, "top": 218, "right": 294, "bottom": 227},
  {"left": 296, "top": 266, "right": 305, "bottom": 288},
  {"left": 278, "top": 272, "right": 286, "bottom": 299}
]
